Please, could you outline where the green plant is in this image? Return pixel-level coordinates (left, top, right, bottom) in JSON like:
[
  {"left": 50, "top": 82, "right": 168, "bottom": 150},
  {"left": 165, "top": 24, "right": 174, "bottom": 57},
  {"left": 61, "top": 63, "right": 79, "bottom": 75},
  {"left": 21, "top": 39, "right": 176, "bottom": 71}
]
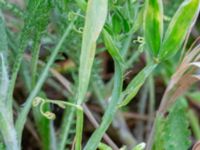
[{"left": 0, "top": 0, "right": 200, "bottom": 150}]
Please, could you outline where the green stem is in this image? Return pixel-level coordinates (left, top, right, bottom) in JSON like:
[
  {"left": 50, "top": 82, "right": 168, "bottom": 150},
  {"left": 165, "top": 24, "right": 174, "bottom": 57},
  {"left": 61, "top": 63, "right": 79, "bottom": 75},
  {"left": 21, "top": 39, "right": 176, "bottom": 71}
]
[
  {"left": 58, "top": 108, "right": 75, "bottom": 150},
  {"left": 31, "top": 34, "right": 41, "bottom": 87},
  {"left": 0, "top": 107, "right": 19, "bottom": 150},
  {"left": 75, "top": 107, "right": 84, "bottom": 150},
  {"left": 84, "top": 61, "right": 123, "bottom": 150},
  {"left": 15, "top": 19, "right": 76, "bottom": 144},
  {"left": 7, "top": 33, "right": 28, "bottom": 120},
  {"left": 188, "top": 109, "right": 200, "bottom": 140}
]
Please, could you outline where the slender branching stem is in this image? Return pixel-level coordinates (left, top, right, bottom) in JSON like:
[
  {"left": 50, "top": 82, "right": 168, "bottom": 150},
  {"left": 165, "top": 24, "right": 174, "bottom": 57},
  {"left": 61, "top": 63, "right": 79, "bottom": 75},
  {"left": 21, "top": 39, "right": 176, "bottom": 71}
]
[{"left": 15, "top": 18, "right": 76, "bottom": 144}]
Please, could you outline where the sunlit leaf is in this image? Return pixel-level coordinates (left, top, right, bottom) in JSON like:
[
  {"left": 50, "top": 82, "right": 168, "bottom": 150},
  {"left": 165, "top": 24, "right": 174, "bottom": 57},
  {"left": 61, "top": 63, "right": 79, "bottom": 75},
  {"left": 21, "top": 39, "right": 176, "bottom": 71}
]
[
  {"left": 159, "top": 0, "right": 200, "bottom": 60},
  {"left": 77, "top": 0, "right": 108, "bottom": 104},
  {"left": 144, "top": 0, "right": 163, "bottom": 56}
]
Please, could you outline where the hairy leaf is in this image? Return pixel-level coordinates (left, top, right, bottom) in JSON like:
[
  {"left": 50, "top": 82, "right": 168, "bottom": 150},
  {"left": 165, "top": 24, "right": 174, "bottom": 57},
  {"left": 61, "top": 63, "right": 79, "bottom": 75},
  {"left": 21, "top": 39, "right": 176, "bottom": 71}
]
[
  {"left": 159, "top": 0, "right": 200, "bottom": 60},
  {"left": 0, "top": 12, "right": 8, "bottom": 53},
  {"left": 24, "top": 0, "right": 52, "bottom": 34},
  {"left": 0, "top": 12, "right": 9, "bottom": 103},
  {"left": 144, "top": 0, "right": 163, "bottom": 56},
  {"left": 77, "top": 0, "right": 108, "bottom": 104},
  {"left": 153, "top": 99, "right": 191, "bottom": 150},
  {"left": 0, "top": 0, "right": 23, "bottom": 17},
  {"left": 152, "top": 115, "right": 165, "bottom": 150},
  {"left": 7, "top": 0, "right": 52, "bottom": 113},
  {"left": 0, "top": 54, "right": 9, "bottom": 103},
  {"left": 30, "top": 0, "right": 52, "bottom": 86},
  {"left": 164, "top": 99, "right": 191, "bottom": 150}
]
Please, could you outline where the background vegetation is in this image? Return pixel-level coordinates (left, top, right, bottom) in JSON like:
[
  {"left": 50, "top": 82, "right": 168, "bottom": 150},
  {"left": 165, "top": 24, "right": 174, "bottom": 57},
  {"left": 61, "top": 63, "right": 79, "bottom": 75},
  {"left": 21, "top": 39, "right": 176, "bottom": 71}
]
[{"left": 0, "top": 0, "right": 200, "bottom": 150}]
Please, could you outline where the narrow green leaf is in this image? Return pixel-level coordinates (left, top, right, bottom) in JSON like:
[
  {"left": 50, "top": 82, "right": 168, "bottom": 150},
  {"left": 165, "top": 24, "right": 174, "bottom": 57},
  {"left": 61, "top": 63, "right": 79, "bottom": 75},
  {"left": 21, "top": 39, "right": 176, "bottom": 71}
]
[
  {"left": 84, "top": 61, "right": 123, "bottom": 150},
  {"left": 144, "top": 0, "right": 163, "bottom": 56},
  {"left": 98, "top": 143, "right": 112, "bottom": 150},
  {"left": 102, "top": 29, "right": 124, "bottom": 64},
  {"left": 118, "top": 64, "right": 157, "bottom": 107},
  {"left": 132, "top": 142, "right": 146, "bottom": 150},
  {"left": 159, "top": 0, "right": 200, "bottom": 60},
  {"left": 77, "top": 0, "right": 108, "bottom": 104}
]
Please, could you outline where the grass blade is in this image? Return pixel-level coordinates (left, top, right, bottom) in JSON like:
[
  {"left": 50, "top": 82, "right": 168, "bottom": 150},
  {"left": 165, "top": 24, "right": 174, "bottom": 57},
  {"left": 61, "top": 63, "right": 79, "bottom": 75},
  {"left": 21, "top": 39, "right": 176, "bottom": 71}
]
[
  {"left": 77, "top": 0, "right": 108, "bottom": 104},
  {"left": 84, "top": 61, "right": 123, "bottom": 150}
]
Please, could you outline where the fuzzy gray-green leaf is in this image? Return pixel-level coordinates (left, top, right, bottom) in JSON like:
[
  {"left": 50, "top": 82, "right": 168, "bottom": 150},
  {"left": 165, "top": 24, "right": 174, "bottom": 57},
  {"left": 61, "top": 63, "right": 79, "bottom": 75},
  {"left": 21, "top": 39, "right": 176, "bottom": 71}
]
[
  {"left": 77, "top": 0, "right": 108, "bottom": 104},
  {"left": 159, "top": 0, "right": 200, "bottom": 60},
  {"left": 0, "top": 54, "right": 9, "bottom": 103},
  {"left": 164, "top": 99, "right": 191, "bottom": 150},
  {"left": 144, "top": 0, "right": 163, "bottom": 56},
  {"left": 0, "top": 12, "right": 9, "bottom": 103},
  {"left": 0, "top": 12, "right": 7, "bottom": 53}
]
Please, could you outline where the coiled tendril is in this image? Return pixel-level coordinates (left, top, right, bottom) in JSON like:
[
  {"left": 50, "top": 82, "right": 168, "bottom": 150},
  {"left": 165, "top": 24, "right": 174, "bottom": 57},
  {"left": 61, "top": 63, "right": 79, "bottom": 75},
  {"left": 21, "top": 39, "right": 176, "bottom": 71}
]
[
  {"left": 32, "top": 97, "right": 82, "bottom": 120},
  {"left": 32, "top": 97, "right": 84, "bottom": 149}
]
